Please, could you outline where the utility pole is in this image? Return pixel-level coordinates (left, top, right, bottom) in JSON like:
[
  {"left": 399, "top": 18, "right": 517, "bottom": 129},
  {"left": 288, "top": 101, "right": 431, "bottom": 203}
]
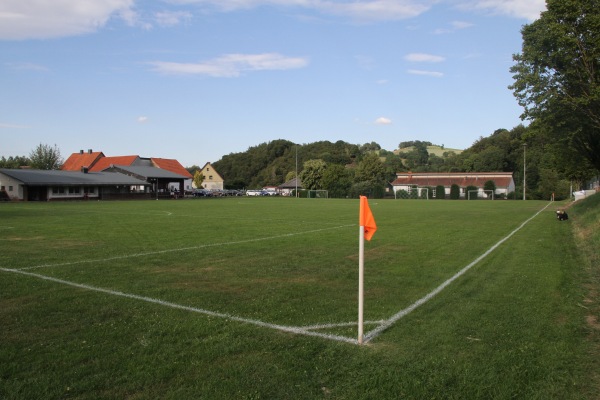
[{"left": 523, "top": 143, "right": 527, "bottom": 201}]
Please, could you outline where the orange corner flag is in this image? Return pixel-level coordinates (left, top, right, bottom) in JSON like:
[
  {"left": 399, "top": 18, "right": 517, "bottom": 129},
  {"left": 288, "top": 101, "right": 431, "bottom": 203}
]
[{"left": 359, "top": 195, "right": 377, "bottom": 241}]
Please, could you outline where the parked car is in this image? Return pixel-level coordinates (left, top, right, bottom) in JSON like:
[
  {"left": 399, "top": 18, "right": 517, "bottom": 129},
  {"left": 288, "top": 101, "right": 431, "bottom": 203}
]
[{"left": 193, "top": 189, "right": 212, "bottom": 197}]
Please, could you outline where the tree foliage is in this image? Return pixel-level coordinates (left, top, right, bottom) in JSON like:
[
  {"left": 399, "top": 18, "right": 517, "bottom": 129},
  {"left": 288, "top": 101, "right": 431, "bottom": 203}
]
[
  {"left": 212, "top": 140, "right": 359, "bottom": 189},
  {"left": 299, "top": 159, "right": 327, "bottom": 190},
  {"left": 354, "top": 153, "right": 385, "bottom": 184},
  {"left": 510, "top": 0, "right": 600, "bottom": 170},
  {"left": 0, "top": 156, "right": 29, "bottom": 169},
  {"left": 193, "top": 170, "right": 204, "bottom": 189},
  {"left": 29, "top": 143, "right": 63, "bottom": 170}
]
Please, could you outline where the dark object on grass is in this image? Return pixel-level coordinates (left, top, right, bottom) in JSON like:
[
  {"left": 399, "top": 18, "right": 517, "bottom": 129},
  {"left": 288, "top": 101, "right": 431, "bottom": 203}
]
[{"left": 556, "top": 210, "right": 568, "bottom": 221}]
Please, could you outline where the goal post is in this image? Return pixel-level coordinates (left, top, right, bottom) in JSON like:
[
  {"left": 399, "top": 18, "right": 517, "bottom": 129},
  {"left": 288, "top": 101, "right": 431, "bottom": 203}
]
[
  {"left": 394, "top": 187, "right": 429, "bottom": 199},
  {"left": 298, "top": 189, "right": 328, "bottom": 198},
  {"left": 467, "top": 189, "right": 494, "bottom": 200}
]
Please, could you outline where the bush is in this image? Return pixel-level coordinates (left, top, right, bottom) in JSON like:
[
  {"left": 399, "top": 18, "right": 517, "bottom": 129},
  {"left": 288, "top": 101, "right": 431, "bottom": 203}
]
[
  {"left": 435, "top": 185, "right": 446, "bottom": 199},
  {"left": 450, "top": 184, "right": 460, "bottom": 200}
]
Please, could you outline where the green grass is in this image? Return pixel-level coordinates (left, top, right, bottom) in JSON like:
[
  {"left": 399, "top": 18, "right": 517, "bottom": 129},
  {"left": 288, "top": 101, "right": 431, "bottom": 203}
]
[{"left": 0, "top": 197, "right": 596, "bottom": 399}]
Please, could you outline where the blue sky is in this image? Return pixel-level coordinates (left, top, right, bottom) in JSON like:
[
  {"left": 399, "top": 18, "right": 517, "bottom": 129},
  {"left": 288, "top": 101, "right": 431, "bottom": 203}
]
[{"left": 1, "top": 0, "right": 546, "bottom": 167}]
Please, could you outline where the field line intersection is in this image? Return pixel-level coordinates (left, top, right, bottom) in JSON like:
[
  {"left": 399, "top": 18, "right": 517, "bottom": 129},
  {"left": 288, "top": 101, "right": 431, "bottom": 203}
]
[{"left": 1, "top": 201, "right": 552, "bottom": 346}]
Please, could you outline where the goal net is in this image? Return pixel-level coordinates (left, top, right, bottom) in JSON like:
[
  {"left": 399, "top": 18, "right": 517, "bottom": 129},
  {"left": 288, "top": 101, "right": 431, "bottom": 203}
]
[
  {"left": 467, "top": 189, "right": 494, "bottom": 200},
  {"left": 298, "top": 189, "right": 328, "bottom": 198},
  {"left": 395, "top": 187, "right": 429, "bottom": 199}
]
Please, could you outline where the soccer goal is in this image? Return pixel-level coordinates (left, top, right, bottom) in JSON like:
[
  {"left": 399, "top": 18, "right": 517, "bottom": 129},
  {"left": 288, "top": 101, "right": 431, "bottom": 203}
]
[
  {"left": 467, "top": 189, "right": 494, "bottom": 200},
  {"left": 298, "top": 189, "right": 328, "bottom": 198},
  {"left": 395, "top": 187, "right": 429, "bottom": 199}
]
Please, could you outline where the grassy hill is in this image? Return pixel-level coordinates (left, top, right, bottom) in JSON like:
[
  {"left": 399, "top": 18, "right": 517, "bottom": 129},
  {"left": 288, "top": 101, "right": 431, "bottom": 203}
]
[{"left": 395, "top": 145, "right": 463, "bottom": 156}]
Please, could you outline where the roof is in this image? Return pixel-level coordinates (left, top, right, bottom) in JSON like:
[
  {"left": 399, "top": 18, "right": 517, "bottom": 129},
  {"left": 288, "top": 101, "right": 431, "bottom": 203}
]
[
  {"left": 61, "top": 151, "right": 105, "bottom": 171},
  {"left": 152, "top": 158, "right": 193, "bottom": 178},
  {"left": 0, "top": 168, "right": 148, "bottom": 186},
  {"left": 105, "top": 165, "right": 190, "bottom": 179},
  {"left": 391, "top": 172, "right": 514, "bottom": 188},
  {"left": 279, "top": 177, "right": 303, "bottom": 189},
  {"left": 89, "top": 156, "right": 140, "bottom": 172}
]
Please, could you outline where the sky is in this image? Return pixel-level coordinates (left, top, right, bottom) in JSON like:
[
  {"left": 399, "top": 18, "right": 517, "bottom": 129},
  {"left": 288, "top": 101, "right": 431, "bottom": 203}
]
[{"left": 1, "top": 0, "right": 547, "bottom": 167}]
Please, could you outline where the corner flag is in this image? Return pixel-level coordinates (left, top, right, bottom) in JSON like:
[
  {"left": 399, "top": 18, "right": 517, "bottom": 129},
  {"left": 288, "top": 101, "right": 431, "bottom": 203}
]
[
  {"left": 359, "top": 195, "right": 377, "bottom": 241},
  {"left": 358, "top": 196, "right": 376, "bottom": 344}
]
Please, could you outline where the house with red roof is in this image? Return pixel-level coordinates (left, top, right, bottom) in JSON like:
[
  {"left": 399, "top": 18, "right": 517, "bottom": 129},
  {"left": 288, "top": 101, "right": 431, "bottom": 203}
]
[
  {"left": 62, "top": 150, "right": 194, "bottom": 195},
  {"left": 391, "top": 172, "right": 515, "bottom": 199},
  {"left": 61, "top": 149, "right": 105, "bottom": 172}
]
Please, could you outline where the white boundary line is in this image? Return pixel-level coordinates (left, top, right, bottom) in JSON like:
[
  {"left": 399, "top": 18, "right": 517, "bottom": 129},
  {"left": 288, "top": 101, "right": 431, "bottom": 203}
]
[
  {"left": 0, "top": 267, "right": 357, "bottom": 344},
  {"left": 18, "top": 224, "right": 354, "bottom": 271},
  {"left": 1, "top": 203, "right": 551, "bottom": 345},
  {"left": 362, "top": 201, "right": 553, "bottom": 343}
]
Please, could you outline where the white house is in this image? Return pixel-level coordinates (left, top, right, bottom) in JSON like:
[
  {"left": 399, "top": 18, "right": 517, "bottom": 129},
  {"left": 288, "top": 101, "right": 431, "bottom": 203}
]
[{"left": 391, "top": 172, "right": 515, "bottom": 199}]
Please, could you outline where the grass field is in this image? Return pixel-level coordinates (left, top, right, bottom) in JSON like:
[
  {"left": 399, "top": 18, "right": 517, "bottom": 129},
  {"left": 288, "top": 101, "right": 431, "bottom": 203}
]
[{"left": 0, "top": 197, "right": 597, "bottom": 399}]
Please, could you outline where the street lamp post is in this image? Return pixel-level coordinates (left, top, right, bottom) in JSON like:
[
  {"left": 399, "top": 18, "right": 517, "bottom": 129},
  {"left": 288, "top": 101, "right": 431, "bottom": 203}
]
[{"left": 523, "top": 144, "right": 527, "bottom": 201}]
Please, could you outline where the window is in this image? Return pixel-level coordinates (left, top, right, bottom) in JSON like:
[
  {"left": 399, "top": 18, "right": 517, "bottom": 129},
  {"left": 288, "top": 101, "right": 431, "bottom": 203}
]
[
  {"left": 69, "top": 187, "right": 80, "bottom": 194},
  {"left": 8, "top": 186, "right": 13, "bottom": 191}
]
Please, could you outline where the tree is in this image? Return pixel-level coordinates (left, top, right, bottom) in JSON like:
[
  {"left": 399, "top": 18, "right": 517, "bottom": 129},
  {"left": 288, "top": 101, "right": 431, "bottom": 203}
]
[
  {"left": 299, "top": 159, "right": 327, "bottom": 190},
  {"left": 510, "top": 0, "right": 600, "bottom": 170},
  {"left": 321, "top": 164, "right": 353, "bottom": 198},
  {"left": 193, "top": 170, "right": 204, "bottom": 189},
  {"left": 29, "top": 143, "right": 63, "bottom": 170},
  {"left": 0, "top": 155, "right": 29, "bottom": 169},
  {"left": 354, "top": 153, "right": 385, "bottom": 184},
  {"left": 484, "top": 180, "right": 497, "bottom": 192},
  {"left": 450, "top": 184, "right": 460, "bottom": 200},
  {"left": 435, "top": 185, "right": 446, "bottom": 199}
]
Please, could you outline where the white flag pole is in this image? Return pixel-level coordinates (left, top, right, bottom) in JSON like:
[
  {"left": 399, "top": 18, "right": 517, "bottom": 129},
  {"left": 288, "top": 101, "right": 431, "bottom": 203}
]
[{"left": 358, "top": 225, "right": 365, "bottom": 345}]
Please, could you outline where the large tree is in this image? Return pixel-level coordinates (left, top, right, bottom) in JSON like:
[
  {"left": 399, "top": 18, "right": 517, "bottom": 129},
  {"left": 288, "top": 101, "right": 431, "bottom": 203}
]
[
  {"left": 510, "top": 0, "right": 600, "bottom": 170},
  {"left": 299, "top": 159, "right": 327, "bottom": 190},
  {"left": 29, "top": 143, "right": 63, "bottom": 170}
]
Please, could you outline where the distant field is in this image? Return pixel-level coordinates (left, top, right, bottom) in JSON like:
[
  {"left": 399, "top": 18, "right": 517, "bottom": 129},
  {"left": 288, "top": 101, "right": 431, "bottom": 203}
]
[{"left": 0, "top": 197, "right": 595, "bottom": 399}]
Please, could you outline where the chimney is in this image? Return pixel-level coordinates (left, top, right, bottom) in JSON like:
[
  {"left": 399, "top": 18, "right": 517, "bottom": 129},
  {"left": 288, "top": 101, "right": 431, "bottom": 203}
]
[
  {"left": 81, "top": 166, "right": 89, "bottom": 174},
  {"left": 80, "top": 150, "right": 84, "bottom": 154},
  {"left": 88, "top": 149, "right": 92, "bottom": 154}
]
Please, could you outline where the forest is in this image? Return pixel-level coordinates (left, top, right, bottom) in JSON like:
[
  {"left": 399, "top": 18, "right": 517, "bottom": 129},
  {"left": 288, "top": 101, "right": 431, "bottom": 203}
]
[{"left": 185, "top": 123, "right": 595, "bottom": 200}]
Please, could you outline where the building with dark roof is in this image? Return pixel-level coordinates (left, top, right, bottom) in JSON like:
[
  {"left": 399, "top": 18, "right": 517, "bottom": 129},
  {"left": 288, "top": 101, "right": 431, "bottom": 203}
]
[{"left": 0, "top": 168, "right": 149, "bottom": 201}]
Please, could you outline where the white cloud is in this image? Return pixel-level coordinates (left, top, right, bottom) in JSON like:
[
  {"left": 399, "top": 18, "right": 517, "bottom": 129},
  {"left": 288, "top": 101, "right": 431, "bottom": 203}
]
[
  {"left": 316, "top": 0, "right": 434, "bottom": 21},
  {"left": 173, "top": 0, "right": 435, "bottom": 21},
  {"left": 375, "top": 117, "right": 392, "bottom": 125},
  {"left": 455, "top": 0, "right": 546, "bottom": 21},
  {"left": 0, "top": 0, "right": 135, "bottom": 40},
  {"left": 155, "top": 11, "right": 193, "bottom": 27},
  {"left": 407, "top": 69, "right": 443, "bottom": 77},
  {"left": 148, "top": 53, "right": 309, "bottom": 77},
  {"left": 405, "top": 53, "right": 445, "bottom": 63},
  {"left": 451, "top": 20, "right": 474, "bottom": 29},
  {"left": 137, "top": 116, "right": 148, "bottom": 123}
]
